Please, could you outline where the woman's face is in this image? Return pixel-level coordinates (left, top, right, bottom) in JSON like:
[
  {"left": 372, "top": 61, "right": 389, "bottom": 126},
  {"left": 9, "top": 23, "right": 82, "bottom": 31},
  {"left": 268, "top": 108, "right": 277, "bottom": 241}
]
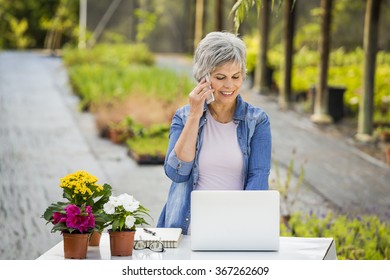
[{"left": 210, "top": 62, "right": 243, "bottom": 106}]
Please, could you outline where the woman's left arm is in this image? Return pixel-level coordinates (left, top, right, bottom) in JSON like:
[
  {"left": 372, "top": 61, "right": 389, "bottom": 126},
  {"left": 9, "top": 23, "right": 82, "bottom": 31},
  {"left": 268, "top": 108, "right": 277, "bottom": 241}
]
[{"left": 245, "top": 112, "right": 272, "bottom": 190}]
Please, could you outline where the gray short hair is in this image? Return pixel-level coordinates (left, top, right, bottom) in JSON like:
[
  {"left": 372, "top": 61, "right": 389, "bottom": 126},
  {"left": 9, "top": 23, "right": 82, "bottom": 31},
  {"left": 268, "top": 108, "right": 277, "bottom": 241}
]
[{"left": 193, "top": 31, "right": 247, "bottom": 82}]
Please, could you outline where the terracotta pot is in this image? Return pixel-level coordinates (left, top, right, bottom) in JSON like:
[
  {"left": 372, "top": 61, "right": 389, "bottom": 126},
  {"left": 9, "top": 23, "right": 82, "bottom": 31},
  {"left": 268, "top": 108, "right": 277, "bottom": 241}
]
[
  {"left": 63, "top": 233, "right": 89, "bottom": 259},
  {"left": 108, "top": 230, "right": 135, "bottom": 256},
  {"left": 386, "top": 148, "right": 390, "bottom": 165},
  {"left": 89, "top": 231, "right": 102, "bottom": 246}
]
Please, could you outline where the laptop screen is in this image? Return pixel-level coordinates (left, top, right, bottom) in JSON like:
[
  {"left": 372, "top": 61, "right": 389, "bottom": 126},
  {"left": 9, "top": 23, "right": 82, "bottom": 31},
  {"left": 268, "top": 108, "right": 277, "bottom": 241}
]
[{"left": 190, "top": 190, "right": 280, "bottom": 251}]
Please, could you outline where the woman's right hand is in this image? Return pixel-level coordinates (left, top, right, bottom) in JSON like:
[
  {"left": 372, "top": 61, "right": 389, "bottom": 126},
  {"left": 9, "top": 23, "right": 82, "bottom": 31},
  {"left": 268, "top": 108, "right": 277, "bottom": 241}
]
[{"left": 188, "top": 78, "right": 214, "bottom": 119}]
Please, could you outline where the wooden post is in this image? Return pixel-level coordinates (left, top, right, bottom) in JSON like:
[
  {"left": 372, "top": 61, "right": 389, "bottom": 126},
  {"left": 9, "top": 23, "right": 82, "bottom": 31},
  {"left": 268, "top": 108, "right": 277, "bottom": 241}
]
[
  {"left": 311, "top": 0, "right": 333, "bottom": 124},
  {"left": 356, "top": 0, "right": 382, "bottom": 142}
]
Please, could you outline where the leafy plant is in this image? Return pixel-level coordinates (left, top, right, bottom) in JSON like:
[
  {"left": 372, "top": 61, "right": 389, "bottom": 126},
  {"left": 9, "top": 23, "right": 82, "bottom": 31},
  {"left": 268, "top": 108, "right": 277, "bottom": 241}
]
[
  {"left": 7, "top": 17, "right": 33, "bottom": 48},
  {"left": 43, "top": 203, "right": 95, "bottom": 234},
  {"left": 62, "top": 43, "right": 155, "bottom": 67},
  {"left": 126, "top": 122, "right": 169, "bottom": 158},
  {"left": 66, "top": 63, "right": 193, "bottom": 111},
  {"left": 281, "top": 212, "right": 390, "bottom": 260},
  {"left": 270, "top": 149, "right": 306, "bottom": 218},
  {"left": 42, "top": 170, "right": 112, "bottom": 234},
  {"left": 103, "top": 193, "right": 151, "bottom": 232}
]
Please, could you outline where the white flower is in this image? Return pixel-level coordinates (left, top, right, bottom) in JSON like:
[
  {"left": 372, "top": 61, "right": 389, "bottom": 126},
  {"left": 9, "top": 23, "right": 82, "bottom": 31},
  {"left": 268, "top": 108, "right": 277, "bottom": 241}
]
[
  {"left": 125, "top": 215, "right": 136, "bottom": 229},
  {"left": 118, "top": 193, "right": 140, "bottom": 212},
  {"left": 109, "top": 195, "right": 121, "bottom": 207},
  {"left": 103, "top": 200, "right": 116, "bottom": 214}
]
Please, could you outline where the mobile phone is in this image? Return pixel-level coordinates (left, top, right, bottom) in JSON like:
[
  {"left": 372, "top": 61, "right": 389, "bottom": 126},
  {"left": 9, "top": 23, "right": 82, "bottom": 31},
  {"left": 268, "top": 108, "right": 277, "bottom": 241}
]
[{"left": 205, "top": 73, "right": 215, "bottom": 104}]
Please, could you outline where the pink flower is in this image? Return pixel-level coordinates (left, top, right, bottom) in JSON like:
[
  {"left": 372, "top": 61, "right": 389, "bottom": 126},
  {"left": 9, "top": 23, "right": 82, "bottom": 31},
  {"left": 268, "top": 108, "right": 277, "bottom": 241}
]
[
  {"left": 77, "top": 215, "right": 95, "bottom": 233},
  {"left": 85, "top": 205, "right": 93, "bottom": 215},
  {"left": 64, "top": 204, "right": 81, "bottom": 217},
  {"left": 53, "top": 212, "right": 67, "bottom": 224},
  {"left": 54, "top": 204, "right": 96, "bottom": 233}
]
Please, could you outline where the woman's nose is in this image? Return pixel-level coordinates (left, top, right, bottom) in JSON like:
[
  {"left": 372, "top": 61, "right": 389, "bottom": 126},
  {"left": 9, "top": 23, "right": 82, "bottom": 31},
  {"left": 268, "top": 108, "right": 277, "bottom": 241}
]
[{"left": 223, "top": 79, "right": 234, "bottom": 89}]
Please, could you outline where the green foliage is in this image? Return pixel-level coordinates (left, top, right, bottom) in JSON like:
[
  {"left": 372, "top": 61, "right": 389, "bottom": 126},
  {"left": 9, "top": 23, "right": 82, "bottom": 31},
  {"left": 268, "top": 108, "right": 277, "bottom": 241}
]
[
  {"left": 103, "top": 193, "right": 151, "bottom": 232},
  {"left": 63, "top": 44, "right": 194, "bottom": 111},
  {"left": 231, "top": 0, "right": 283, "bottom": 34},
  {"left": 272, "top": 159, "right": 305, "bottom": 216},
  {"left": 39, "top": 0, "right": 79, "bottom": 49},
  {"left": 263, "top": 46, "right": 390, "bottom": 121},
  {"left": 127, "top": 136, "right": 168, "bottom": 158},
  {"left": 0, "top": 0, "right": 77, "bottom": 49},
  {"left": 294, "top": 23, "right": 320, "bottom": 50},
  {"left": 108, "top": 204, "right": 151, "bottom": 232},
  {"left": 67, "top": 63, "right": 193, "bottom": 111},
  {"left": 7, "top": 17, "right": 34, "bottom": 48},
  {"left": 270, "top": 149, "right": 306, "bottom": 216},
  {"left": 125, "top": 120, "right": 170, "bottom": 157},
  {"left": 135, "top": 8, "right": 157, "bottom": 43},
  {"left": 231, "top": 0, "right": 258, "bottom": 34},
  {"left": 281, "top": 212, "right": 390, "bottom": 260},
  {"left": 62, "top": 43, "right": 155, "bottom": 67},
  {"left": 243, "top": 34, "right": 258, "bottom": 74}
]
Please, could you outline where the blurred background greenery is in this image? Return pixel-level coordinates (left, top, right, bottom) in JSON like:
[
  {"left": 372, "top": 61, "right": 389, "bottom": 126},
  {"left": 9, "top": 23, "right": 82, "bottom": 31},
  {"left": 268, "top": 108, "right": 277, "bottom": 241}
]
[{"left": 1, "top": 0, "right": 389, "bottom": 127}]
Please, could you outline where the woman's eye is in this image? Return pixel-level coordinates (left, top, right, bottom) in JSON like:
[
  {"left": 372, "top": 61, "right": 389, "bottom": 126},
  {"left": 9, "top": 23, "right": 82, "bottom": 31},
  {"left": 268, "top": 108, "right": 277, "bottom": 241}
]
[{"left": 215, "top": 75, "right": 240, "bottom": 80}]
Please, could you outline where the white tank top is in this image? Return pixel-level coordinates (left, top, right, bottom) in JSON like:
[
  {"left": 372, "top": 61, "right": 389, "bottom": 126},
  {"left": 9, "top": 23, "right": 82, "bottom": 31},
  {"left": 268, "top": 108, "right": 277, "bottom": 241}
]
[{"left": 195, "top": 110, "right": 244, "bottom": 190}]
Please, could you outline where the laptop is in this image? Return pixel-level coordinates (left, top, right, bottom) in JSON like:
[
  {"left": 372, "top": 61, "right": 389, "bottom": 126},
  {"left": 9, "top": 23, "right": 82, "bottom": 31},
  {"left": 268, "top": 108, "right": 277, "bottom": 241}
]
[{"left": 190, "top": 190, "right": 280, "bottom": 251}]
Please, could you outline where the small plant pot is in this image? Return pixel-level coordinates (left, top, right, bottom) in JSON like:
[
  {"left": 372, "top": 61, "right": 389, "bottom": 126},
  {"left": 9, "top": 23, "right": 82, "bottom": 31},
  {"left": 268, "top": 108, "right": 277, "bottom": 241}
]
[
  {"left": 63, "top": 233, "right": 89, "bottom": 259},
  {"left": 380, "top": 132, "right": 390, "bottom": 142},
  {"left": 89, "top": 231, "right": 102, "bottom": 246},
  {"left": 108, "top": 230, "right": 135, "bottom": 256},
  {"left": 386, "top": 148, "right": 390, "bottom": 165}
]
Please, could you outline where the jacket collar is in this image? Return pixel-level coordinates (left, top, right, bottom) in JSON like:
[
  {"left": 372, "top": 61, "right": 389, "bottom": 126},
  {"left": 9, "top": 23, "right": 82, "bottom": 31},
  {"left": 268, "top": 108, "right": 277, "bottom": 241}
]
[{"left": 203, "top": 94, "right": 246, "bottom": 121}]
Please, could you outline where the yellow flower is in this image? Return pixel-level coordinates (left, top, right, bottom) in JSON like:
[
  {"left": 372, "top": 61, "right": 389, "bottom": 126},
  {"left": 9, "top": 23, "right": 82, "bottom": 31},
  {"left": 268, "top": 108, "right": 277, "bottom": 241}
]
[{"left": 59, "top": 170, "right": 104, "bottom": 204}]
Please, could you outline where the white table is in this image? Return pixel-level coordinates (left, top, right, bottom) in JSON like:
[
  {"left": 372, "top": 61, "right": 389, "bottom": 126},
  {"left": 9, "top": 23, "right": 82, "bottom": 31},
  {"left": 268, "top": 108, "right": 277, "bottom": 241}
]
[{"left": 37, "top": 233, "right": 337, "bottom": 260}]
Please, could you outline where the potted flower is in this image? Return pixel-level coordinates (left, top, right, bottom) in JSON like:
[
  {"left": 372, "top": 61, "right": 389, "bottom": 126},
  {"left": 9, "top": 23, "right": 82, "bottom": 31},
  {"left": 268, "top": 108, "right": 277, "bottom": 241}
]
[
  {"left": 103, "top": 193, "right": 151, "bottom": 256},
  {"left": 42, "top": 203, "right": 95, "bottom": 259},
  {"left": 42, "top": 170, "right": 112, "bottom": 258},
  {"left": 58, "top": 170, "right": 112, "bottom": 245}
]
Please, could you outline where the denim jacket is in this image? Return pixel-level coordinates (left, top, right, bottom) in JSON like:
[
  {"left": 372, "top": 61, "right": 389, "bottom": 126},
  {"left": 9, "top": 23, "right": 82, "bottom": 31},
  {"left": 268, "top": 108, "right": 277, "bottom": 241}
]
[{"left": 157, "top": 95, "right": 271, "bottom": 234}]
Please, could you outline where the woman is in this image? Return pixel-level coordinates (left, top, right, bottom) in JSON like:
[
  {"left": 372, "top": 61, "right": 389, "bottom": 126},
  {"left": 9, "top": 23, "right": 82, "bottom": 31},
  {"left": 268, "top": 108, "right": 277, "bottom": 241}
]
[{"left": 157, "top": 31, "right": 271, "bottom": 234}]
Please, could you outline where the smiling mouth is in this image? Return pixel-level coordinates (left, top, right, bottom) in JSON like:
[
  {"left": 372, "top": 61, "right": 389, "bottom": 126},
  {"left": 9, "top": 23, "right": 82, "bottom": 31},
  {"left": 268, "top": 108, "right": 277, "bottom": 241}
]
[{"left": 220, "top": 91, "right": 234, "bottom": 96}]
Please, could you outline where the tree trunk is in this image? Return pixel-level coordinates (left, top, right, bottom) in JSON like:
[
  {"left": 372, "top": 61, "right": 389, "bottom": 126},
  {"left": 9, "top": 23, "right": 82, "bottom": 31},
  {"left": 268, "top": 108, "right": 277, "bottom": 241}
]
[
  {"left": 254, "top": 0, "right": 271, "bottom": 94},
  {"left": 357, "top": 0, "right": 382, "bottom": 141},
  {"left": 194, "top": 0, "right": 205, "bottom": 50},
  {"left": 129, "top": 0, "right": 139, "bottom": 43},
  {"left": 311, "top": 0, "right": 333, "bottom": 124},
  {"left": 185, "top": 0, "right": 196, "bottom": 54},
  {"left": 78, "top": 0, "right": 87, "bottom": 49},
  {"left": 214, "top": 0, "right": 224, "bottom": 31},
  {"left": 279, "top": 0, "right": 296, "bottom": 110}
]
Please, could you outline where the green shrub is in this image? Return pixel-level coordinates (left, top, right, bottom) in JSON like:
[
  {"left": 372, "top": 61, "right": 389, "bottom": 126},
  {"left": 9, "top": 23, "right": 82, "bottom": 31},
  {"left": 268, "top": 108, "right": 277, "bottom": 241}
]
[
  {"left": 67, "top": 63, "right": 194, "bottom": 110},
  {"left": 243, "top": 34, "right": 258, "bottom": 74},
  {"left": 281, "top": 212, "right": 390, "bottom": 260},
  {"left": 127, "top": 136, "right": 168, "bottom": 157},
  {"left": 62, "top": 43, "right": 155, "bottom": 67},
  {"left": 126, "top": 122, "right": 170, "bottom": 157}
]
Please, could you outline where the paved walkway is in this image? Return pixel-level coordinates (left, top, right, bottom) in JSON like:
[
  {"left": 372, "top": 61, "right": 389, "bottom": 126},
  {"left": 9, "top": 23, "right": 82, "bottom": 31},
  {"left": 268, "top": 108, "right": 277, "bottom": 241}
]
[
  {"left": 0, "top": 51, "right": 170, "bottom": 259},
  {"left": 1, "top": 51, "right": 389, "bottom": 260}
]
